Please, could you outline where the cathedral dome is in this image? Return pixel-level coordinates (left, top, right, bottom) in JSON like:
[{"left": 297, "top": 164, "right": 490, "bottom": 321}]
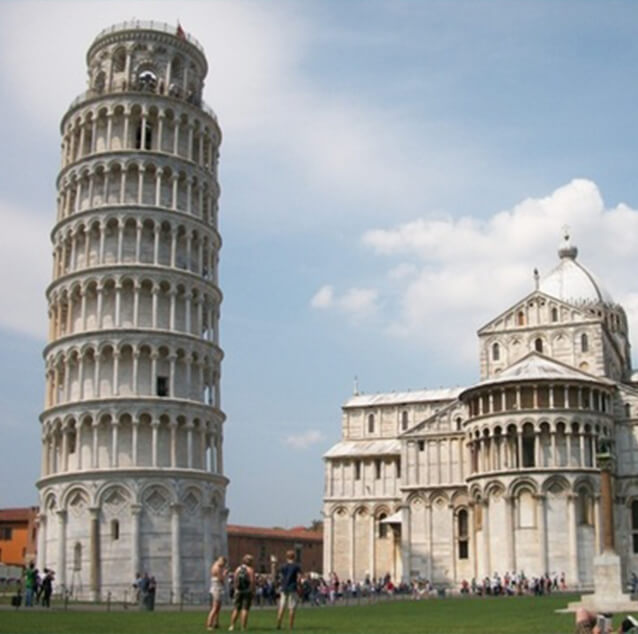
[{"left": 538, "top": 233, "right": 613, "bottom": 304}]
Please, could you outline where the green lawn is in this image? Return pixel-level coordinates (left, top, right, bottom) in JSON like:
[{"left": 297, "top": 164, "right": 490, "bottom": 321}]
[{"left": 0, "top": 594, "right": 632, "bottom": 634}]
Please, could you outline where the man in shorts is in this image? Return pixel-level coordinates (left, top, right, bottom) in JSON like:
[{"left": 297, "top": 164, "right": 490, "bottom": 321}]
[
  {"left": 229, "top": 554, "right": 255, "bottom": 632},
  {"left": 276, "top": 550, "right": 302, "bottom": 630},
  {"left": 206, "top": 556, "right": 227, "bottom": 630}
]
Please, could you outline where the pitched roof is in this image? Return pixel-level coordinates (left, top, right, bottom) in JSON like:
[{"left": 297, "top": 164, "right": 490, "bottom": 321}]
[
  {"left": 344, "top": 387, "right": 463, "bottom": 408},
  {"left": 323, "top": 439, "right": 401, "bottom": 459},
  {"left": 461, "top": 352, "right": 614, "bottom": 398},
  {"left": 226, "top": 524, "right": 322, "bottom": 541},
  {"left": 0, "top": 507, "right": 38, "bottom": 522}
]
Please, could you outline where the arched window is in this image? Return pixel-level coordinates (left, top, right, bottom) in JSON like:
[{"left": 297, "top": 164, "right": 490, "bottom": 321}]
[
  {"left": 455, "top": 416, "right": 463, "bottom": 431},
  {"left": 551, "top": 307, "right": 558, "bottom": 322},
  {"left": 135, "top": 121, "right": 153, "bottom": 150},
  {"left": 517, "top": 311, "right": 525, "bottom": 326},
  {"left": 581, "top": 333, "right": 589, "bottom": 353},
  {"left": 522, "top": 424, "right": 535, "bottom": 468},
  {"left": 368, "top": 414, "right": 375, "bottom": 434},
  {"left": 457, "top": 509, "right": 469, "bottom": 559},
  {"left": 111, "top": 519, "right": 120, "bottom": 541},
  {"left": 378, "top": 513, "right": 388, "bottom": 538},
  {"left": 375, "top": 459, "right": 381, "bottom": 479},
  {"left": 73, "top": 542, "right": 82, "bottom": 571},
  {"left": 535, "top": 338, "right": 543, "bottom": 353},
  {"left": 401, "top": 411, "right": 408, "bottom": 431},
  {"left": 625, "top": 403, "right": 631, "bottom": 419},
  {"left": 492, "top": 342, "right": 500, "bottom": 361},
  {"left": 112, "top": 48, "right": 126, "bottom": 73},
  {"left": 632, "top": 501, "right": 638, "bottom": 554},
  {"left": 576, "top": 489, "right": 593, "bottom": 525},
  {"left": 354, "top": 461, "right": 361, "bottom": 480}
]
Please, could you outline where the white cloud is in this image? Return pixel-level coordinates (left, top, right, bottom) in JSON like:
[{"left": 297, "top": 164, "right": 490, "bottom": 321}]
[
  {"left": 284, "top": 429, "right": 324, "bottom": 450},
  {"left": 316, "top": 179, "right": 638, "bottom": 367},
  {"left": 311, "top": 284, "right": 378, "bottom": 319},
  {"left": 0, "top": 2, "right": 492, "bottom": 226},
  {"left": 310, "top": 285, "right": 334, "bottom": 309},
  {"left": 0, "top": 201, "right": 49, "bottom": 339}
]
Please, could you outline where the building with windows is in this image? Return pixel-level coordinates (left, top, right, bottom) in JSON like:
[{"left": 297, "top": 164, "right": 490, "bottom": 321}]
[
  {"left": 0, "top": 507, "right": 38, "bottom": 567},
  {"left": 36, "top": 22, "right": 227, "bottom": 602},
  {"left": 227, "top": 524, "right": 323, "bottom": 574},
  {"left": 323, "top": 235, "right": 638, "bottom": 589}
]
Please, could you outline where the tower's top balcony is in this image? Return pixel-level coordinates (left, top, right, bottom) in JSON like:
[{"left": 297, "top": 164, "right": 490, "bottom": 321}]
[{"left": 66, "top": 21, "right": 214, "bottom": 122}]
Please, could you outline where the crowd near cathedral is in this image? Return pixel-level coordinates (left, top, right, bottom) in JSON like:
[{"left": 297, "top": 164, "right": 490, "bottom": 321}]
[
  {"left": 323, "top": 234, "right": 638, "bottom": 590},
  {"left": 10, "top": 19, "right": 638, "bottom": 603}
]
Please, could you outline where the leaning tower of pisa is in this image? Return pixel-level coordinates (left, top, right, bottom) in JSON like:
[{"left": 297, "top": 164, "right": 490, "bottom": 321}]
[{"left": 36, "top": 22, "right": 227, "bottom": 602}]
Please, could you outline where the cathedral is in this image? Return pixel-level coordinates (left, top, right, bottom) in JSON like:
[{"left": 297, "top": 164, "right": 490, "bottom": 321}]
[{"left": 322, "top": 234, "right": 638, "bottom": 589}]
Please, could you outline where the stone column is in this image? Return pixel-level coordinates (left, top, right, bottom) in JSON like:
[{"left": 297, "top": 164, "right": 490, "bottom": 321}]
[
  {"left": 170, "top": 421, "right": 178, "bottom": 468},
  {"left": 426, "top": 502, "right": 433, "bottom": 580},
  {"left": 202, "top": 504, "right": 213, "bottom": 587},
  {"left": 323, "top": 514, "right": 333, "bottom": 577},
  {"left": 111, "top": 419, "right": 119, "bottom": 468},
  {"left": 37, "top": 513, "right": 47, "bottom": 570},
  {"left": 56, "top": 510, "right": 67, "bottom": 591},
  {"left": 482, "top": 499, "right": 491, "bottom": 578},
  {"left": 130, "top": 504, "right": 141, "bottom": 579},
  {"left": 131, "top": 418, "right": 139, "bottom": 466},
  {"left": 171, "top": 503, "right": 183, "bottom": 602},
  {"left": 593, "top": 495, "right": 602, "bottom": 555},
  {"left": 349, "top": 512, "right": 355, "bottom": 581},
  {"left": 151, "top": 419, "right": 160, "bottom": 467},
  {"left": 504, "top": 495, "right": 515, "bottom": 572},
  {"left": 536, "top": 494, "right": 548, "bottom": 575},
  {"left": 567, "top": 493, "right": 579, "bottom": 586},
  {"left": 89, "top": 507, "right": 100, "bottom": 601},
  {"left": 400, "top": 504, "right": 411, "bottom": 582}
]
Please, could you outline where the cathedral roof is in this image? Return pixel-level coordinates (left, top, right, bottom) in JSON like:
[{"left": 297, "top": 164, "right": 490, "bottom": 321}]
[
  {"left": 538, "top": 233, "right": 613, "bottom": 305},
  {"left": 323, "top": 439, "right": 401, "bottom": 458},
  {"left": 344, "top": 387, "right": 463, "bottom": 408},
  {"left": 461, "top": 352, "right": 613, "bottom": 398}
]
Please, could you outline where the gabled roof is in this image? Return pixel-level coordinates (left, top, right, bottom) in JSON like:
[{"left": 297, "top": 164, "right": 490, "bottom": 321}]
[
  {"left": 477, "top": 290, "right": 591, "bottom": 335},
  {"left": 460, "top": 352, "right": 614, "bottom": 398},
  {"left": 344, "top": 387, "right": 463, "bottom": 408},
  {"left": 323, "top": 439, "right": 401, "bottom": 459}
]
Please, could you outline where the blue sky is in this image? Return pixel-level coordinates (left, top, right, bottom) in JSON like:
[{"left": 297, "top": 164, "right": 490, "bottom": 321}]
[{"left": 1, "top": 0, "right": 638, "bottom": 526}]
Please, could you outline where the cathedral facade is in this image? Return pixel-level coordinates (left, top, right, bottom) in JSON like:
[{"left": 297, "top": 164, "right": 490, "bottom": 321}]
[{"left": 323, "top": 236, "right": 638, "bottom": 589}]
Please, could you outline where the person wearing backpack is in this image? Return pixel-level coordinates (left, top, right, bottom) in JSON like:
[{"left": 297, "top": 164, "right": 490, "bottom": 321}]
[{"left": 229, "top": 554, "right": 255, "bottom": 632}]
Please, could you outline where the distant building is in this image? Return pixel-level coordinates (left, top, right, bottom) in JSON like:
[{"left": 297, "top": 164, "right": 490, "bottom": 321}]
[
  {"left": 0, "top": 507, "right": 38, "bottom": 567},
  {"left": 323, "top": 235, "right": 638, "bottom": 589},
  {"left": 227, "top": 525, "right": 323, "bottom": 574}
]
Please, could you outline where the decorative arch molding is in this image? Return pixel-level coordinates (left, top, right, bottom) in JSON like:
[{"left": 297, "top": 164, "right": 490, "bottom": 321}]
[
  {"left": 508, "top": 476, "right": 539, "bottom": 498},
  {"left": 541, "top": 474, "right": 571, "bottom": 495}
]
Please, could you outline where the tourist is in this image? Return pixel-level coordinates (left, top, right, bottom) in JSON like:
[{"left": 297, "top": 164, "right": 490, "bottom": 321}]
[
  {"left": 276, "top": 550, "right": 302, "bottom": 630},
  {"left": 24, "top": 562, "right": 36, "bottom": 607},
  {"left": 229, "top": 554, "right": 255, "bottom": 632},
  {"left": 148, "top": 576, "right": 157, "bottom": 610},
  {"left": 41, "top": 569, "right": 54, "bottom": 608},
  {"left": 206, "top": 556, "right": 228, "bottom": 630},
  {"left": 139, "top": 572, "right": 150, "bottom": 610}
]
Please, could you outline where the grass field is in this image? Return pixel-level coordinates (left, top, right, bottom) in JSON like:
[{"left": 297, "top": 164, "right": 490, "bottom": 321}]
[{"left": 2, "top": 594, "right": 634, "bottom": 634}]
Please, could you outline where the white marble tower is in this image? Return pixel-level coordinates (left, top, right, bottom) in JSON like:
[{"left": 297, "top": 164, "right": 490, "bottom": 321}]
[{"left": 36, "top": 21, "right": 228, "bottom": 602}]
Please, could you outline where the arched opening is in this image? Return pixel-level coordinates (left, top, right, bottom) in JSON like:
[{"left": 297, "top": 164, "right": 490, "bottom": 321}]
[
  {"left": 581, "top": 333, "right": 589, "bottom": 353},
  {"left": 73, "top": 542, "right": 82, "bottom": 571},
  {"left": 457, "top": 509, "right": 469, "bottom": 559},
  {"left": 401, "top": 411, "right": 408, "bottom": 431},
  {"left": 455, "top": 416, "right": 463, "bottom": 431},
  {"left": 112, "top": 48, "right": 126, "bottom": 73},
  {"left": 551, "top": 307, "right": 558, "bottom": 322},
  {"left": 517, "top": 310, "right": 525, "bottom": 326},
  {"left": 111, "top": 519, "right": 120, "bottom": 540},
  {"left": 137, "top": 69, "right": 157, "bottom": 92},
  {"left": 368, "top": 414, "right": 375, "bottom": 434},
  {"left": 492, "top": 342, "right": 500, "bottom": 361},
  {"left": 576, "top": 488, "right": 593, "bottom": 525},
  {"left": 378, "top": 513, "right": 388, "bottom": 538},
  {"left": 522, "top": 424, "right": 535, "bottom": 467},
  {"left": 535, "top": 338, "right": 543, "bottom": 353}
]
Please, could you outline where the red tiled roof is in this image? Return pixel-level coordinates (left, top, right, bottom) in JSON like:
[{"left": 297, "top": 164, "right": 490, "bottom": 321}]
[
  {"left": 227, "top": 524, "right": 323, "bottom": 541},
  {"left": 0, "top": 507, "right": 38, "bottom": 522}
]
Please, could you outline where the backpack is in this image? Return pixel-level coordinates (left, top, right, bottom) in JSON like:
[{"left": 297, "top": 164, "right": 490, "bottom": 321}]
[{"left": 236, "top": 565, "right": 250, "bottom": 592}]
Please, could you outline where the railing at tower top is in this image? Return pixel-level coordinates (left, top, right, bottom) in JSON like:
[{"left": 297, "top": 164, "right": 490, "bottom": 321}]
[
  {"left": 92, "top": 20, "right": 204, "bottom": 54},
  {"left": 65, "top": 88, "right": 218, "bottom": 122}
]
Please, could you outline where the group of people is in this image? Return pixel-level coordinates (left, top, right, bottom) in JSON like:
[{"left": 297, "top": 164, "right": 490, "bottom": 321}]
[
  {"left": 206, "top": 550, "right": 302, "bottom": 631},
  {"left": 132, "top": 571, "right": 158, "bottom": 610},
  {"left": 459, "top": 571, "right": 568, "bottom": 597},
  {"left": 16, "top": 561, "right": 55, "bottom": 608}
]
